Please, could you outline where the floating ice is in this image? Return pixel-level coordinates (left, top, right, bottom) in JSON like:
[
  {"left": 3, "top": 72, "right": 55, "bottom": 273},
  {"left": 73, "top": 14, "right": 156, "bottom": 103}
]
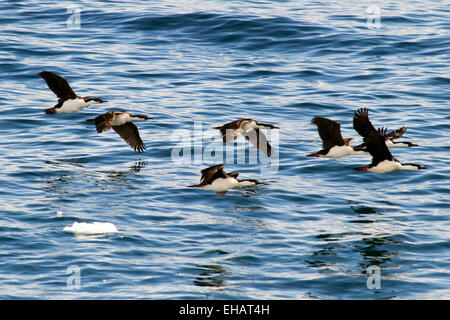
[{"left": 63, "top": 222, "right": 118, "bottom": 235}]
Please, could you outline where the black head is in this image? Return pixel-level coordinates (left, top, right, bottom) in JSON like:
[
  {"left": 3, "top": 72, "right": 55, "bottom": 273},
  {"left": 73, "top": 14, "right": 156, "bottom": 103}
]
[
  {"left": 243, "top": 179, "right": 268, "bottom": 185},
  {"left": 256, "top": 122, "right": 280, "bottom": 129},
  {"left": 84, "top": 97, "right": 108, "bottom": 103},
  {"left": 227, "top": 172, "right": 240, "bottom": 179},
  {"left": 391, "top": 141, "right": 418, "bottom": 147},
  {"left": 131, "top": 114, "right": 152, "bottom": 120}
]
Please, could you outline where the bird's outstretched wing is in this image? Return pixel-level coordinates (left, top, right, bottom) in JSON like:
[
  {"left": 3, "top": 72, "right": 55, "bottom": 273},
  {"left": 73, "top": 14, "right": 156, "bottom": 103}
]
[
  {"left": 366, "top": 127, "right": 395, "bottom": 166},
  {"left": 39, "top": 71, "right": 77, "bottom": 101},
  {"left": 113, "top": 122, "right": 147, "bottom": 152},
  {"left": 353, "top": 107, "right": 378, "bottom": 141},
  {"left": 243, "top": 128, "right": 273, "bottom": 156},
  {"left": 87, "top": 111, "right": 115, "bottom": 133},
  {"left": 385, "top": 126, "right": 407, "bottom": 140},
  {"left": 200, "top": 164, "right": 227, "bottom": 185},
  {"left": 216, "top": 119, "right": 251, "bottom": 143},
  {"left": 312, "top": 117, "right": 345, "bottom": 148}
]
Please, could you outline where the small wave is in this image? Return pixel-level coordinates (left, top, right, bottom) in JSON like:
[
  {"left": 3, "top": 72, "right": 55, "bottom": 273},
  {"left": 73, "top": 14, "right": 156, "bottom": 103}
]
[
  {"left": 429, "top": 76, "right": 450, "bottom": 84},
  {"left": 121, "top": 12, "right": 334, "bottom": 51}
]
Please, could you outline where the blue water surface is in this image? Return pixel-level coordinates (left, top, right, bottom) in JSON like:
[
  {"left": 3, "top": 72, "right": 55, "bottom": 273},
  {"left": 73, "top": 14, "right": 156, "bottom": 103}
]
[{"left": 0, "top": 0, "right": 449, "bottom": 299}]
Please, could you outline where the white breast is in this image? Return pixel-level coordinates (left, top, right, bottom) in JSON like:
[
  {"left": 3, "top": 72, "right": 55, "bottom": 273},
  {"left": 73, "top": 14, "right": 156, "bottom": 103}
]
[
  {"left": 237, "top": 180, "right": 256, "bottom": 187},
  {"left": 323, "top": 145, "right": 355, "bottom": 158},
  {"left": 368, "top": 160, "right": 401, "bottom": 173},
  {"left": 112, "top": 113, "right": 131, "bottom": 126},
  {"left": 57, "top": 98, "right": 88, "bottom": 113},
  {"left": 203, "top": 177, "right": 239, "bottom": 192}
]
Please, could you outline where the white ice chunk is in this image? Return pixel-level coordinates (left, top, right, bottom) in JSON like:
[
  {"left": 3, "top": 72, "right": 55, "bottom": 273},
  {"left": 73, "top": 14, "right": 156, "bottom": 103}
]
[{"left": 63, "top": 222, "right": 118, "bottom": 235}]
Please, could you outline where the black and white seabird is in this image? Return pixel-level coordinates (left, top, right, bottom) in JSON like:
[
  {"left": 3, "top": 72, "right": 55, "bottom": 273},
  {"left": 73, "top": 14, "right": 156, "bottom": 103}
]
[
  {"left": 353, "top": 127, "right": 426, "bottom": 173},
  {"left": 353, "top": 108, "right": 418, "bottom": 151},
  {"left": 86, "top": 111, "right": 151, "bottom": 152},
  {"left": 214, "top": 119, "right": 279, "bottom": 156},
  {"left": 188, "top": 164, "right": 267, "bottom": 196},
  {"left": 307, "top": 117, "right": 363, "bottom": 158},
  {"left": 39, "top": 71, "right": 107, "bottom": 114}
]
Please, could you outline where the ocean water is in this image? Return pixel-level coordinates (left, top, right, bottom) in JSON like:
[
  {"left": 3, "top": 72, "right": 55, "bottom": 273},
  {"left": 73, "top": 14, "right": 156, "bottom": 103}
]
[{"left": 0, "top": 0, "right": 449, "bottom": 299}]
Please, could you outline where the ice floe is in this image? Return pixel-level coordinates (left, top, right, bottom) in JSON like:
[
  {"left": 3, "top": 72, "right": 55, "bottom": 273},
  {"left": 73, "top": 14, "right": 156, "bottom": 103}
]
[{"left": 63, "top": 222, "right": 118, "bottom": 235}]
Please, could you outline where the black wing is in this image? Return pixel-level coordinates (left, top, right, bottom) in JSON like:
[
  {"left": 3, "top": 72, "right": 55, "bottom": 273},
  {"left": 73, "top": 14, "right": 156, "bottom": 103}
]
[
  {"left": 243, "top": 128, "right": 273, "bottom": 156},
  {"left": 312, "top": 117, "right": 345, "bottom": 148},
  {"left": 353, "top": 108, "right": 377, "bottom": 141},
  {"left": 385, "top": 126, "right": 406, "bottom": 140},
  {"left": 365, "top": 127, "right": 395, "bottom": 166},
  {"left": 200, "top": 164, "right": 227, "bottom": 185},
  {"left": 39, "top": 71, "right": 77, "bottom": 100},
  {"left": 113, "top": 122, "right": 147, "bottom": 152},
  {"left": 217, "top": 119, "right": 251, "bottom": 143},
  {"left": 87, "top": 111, "right": 115, "bottom": 133},
  {"left": 227, "top": 172, "right": 240, "bottom": 179}
]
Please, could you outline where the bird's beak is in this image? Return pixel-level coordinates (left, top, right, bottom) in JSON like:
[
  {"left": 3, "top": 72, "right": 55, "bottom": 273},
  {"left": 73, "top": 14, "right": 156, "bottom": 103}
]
[
  {"left": 188, "top": 184, "right": 202, "bottom": 188},
  {"left": 97, "top": 98, "right": 108, "bottom": 103},
  {"left": 409, "top": 143, "right": 419, "bottom": 147},
  {"left": 418, "top": 165, "right": 427, "bottom": 169},
  {"left": 354, "top": 167, "right": 368, "bottom": 171}
]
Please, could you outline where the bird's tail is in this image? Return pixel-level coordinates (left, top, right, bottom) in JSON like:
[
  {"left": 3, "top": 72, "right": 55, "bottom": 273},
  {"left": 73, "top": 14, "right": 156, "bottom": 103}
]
[
  {"left": 307, "top": 152, "right": 321, "bottom": 157},
  {"left": 45, "top": 107, "right": 57, "bottom": 114}
]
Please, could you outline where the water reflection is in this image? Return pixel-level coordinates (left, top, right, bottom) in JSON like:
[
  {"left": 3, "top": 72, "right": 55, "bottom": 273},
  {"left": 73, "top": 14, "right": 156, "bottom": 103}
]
[
  {"left": 358, "top": 236, "right": 401, "bottom": 269},
  {"left": 348, "top": 201, "right": 402, "bottom": 279},
  {"left": 94, "top": 161, "right": 148, "bottom": 182},
  {"left": 223, "top": 205, "right": 267, "bottom": 213},
  {"left": 305, "top": 201, "right": 403, "bottom": 298},
  {"left": 129, "top": 161, "right": 147, "bottom": 173},
  {"left": 235, "top": 185, "right": 268, "bottom": 198},
  {"left": 43, "top": 159, "right": 148, "bottom": 199},
  {"left": 193, "top": 264, "right": 229, "bottom": 288},
  {"left": 221, "top": 205, "right": 268, "bottom": 231},
  {"left": 43, "top": 160, "right": 85, "bottom": 199}
]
